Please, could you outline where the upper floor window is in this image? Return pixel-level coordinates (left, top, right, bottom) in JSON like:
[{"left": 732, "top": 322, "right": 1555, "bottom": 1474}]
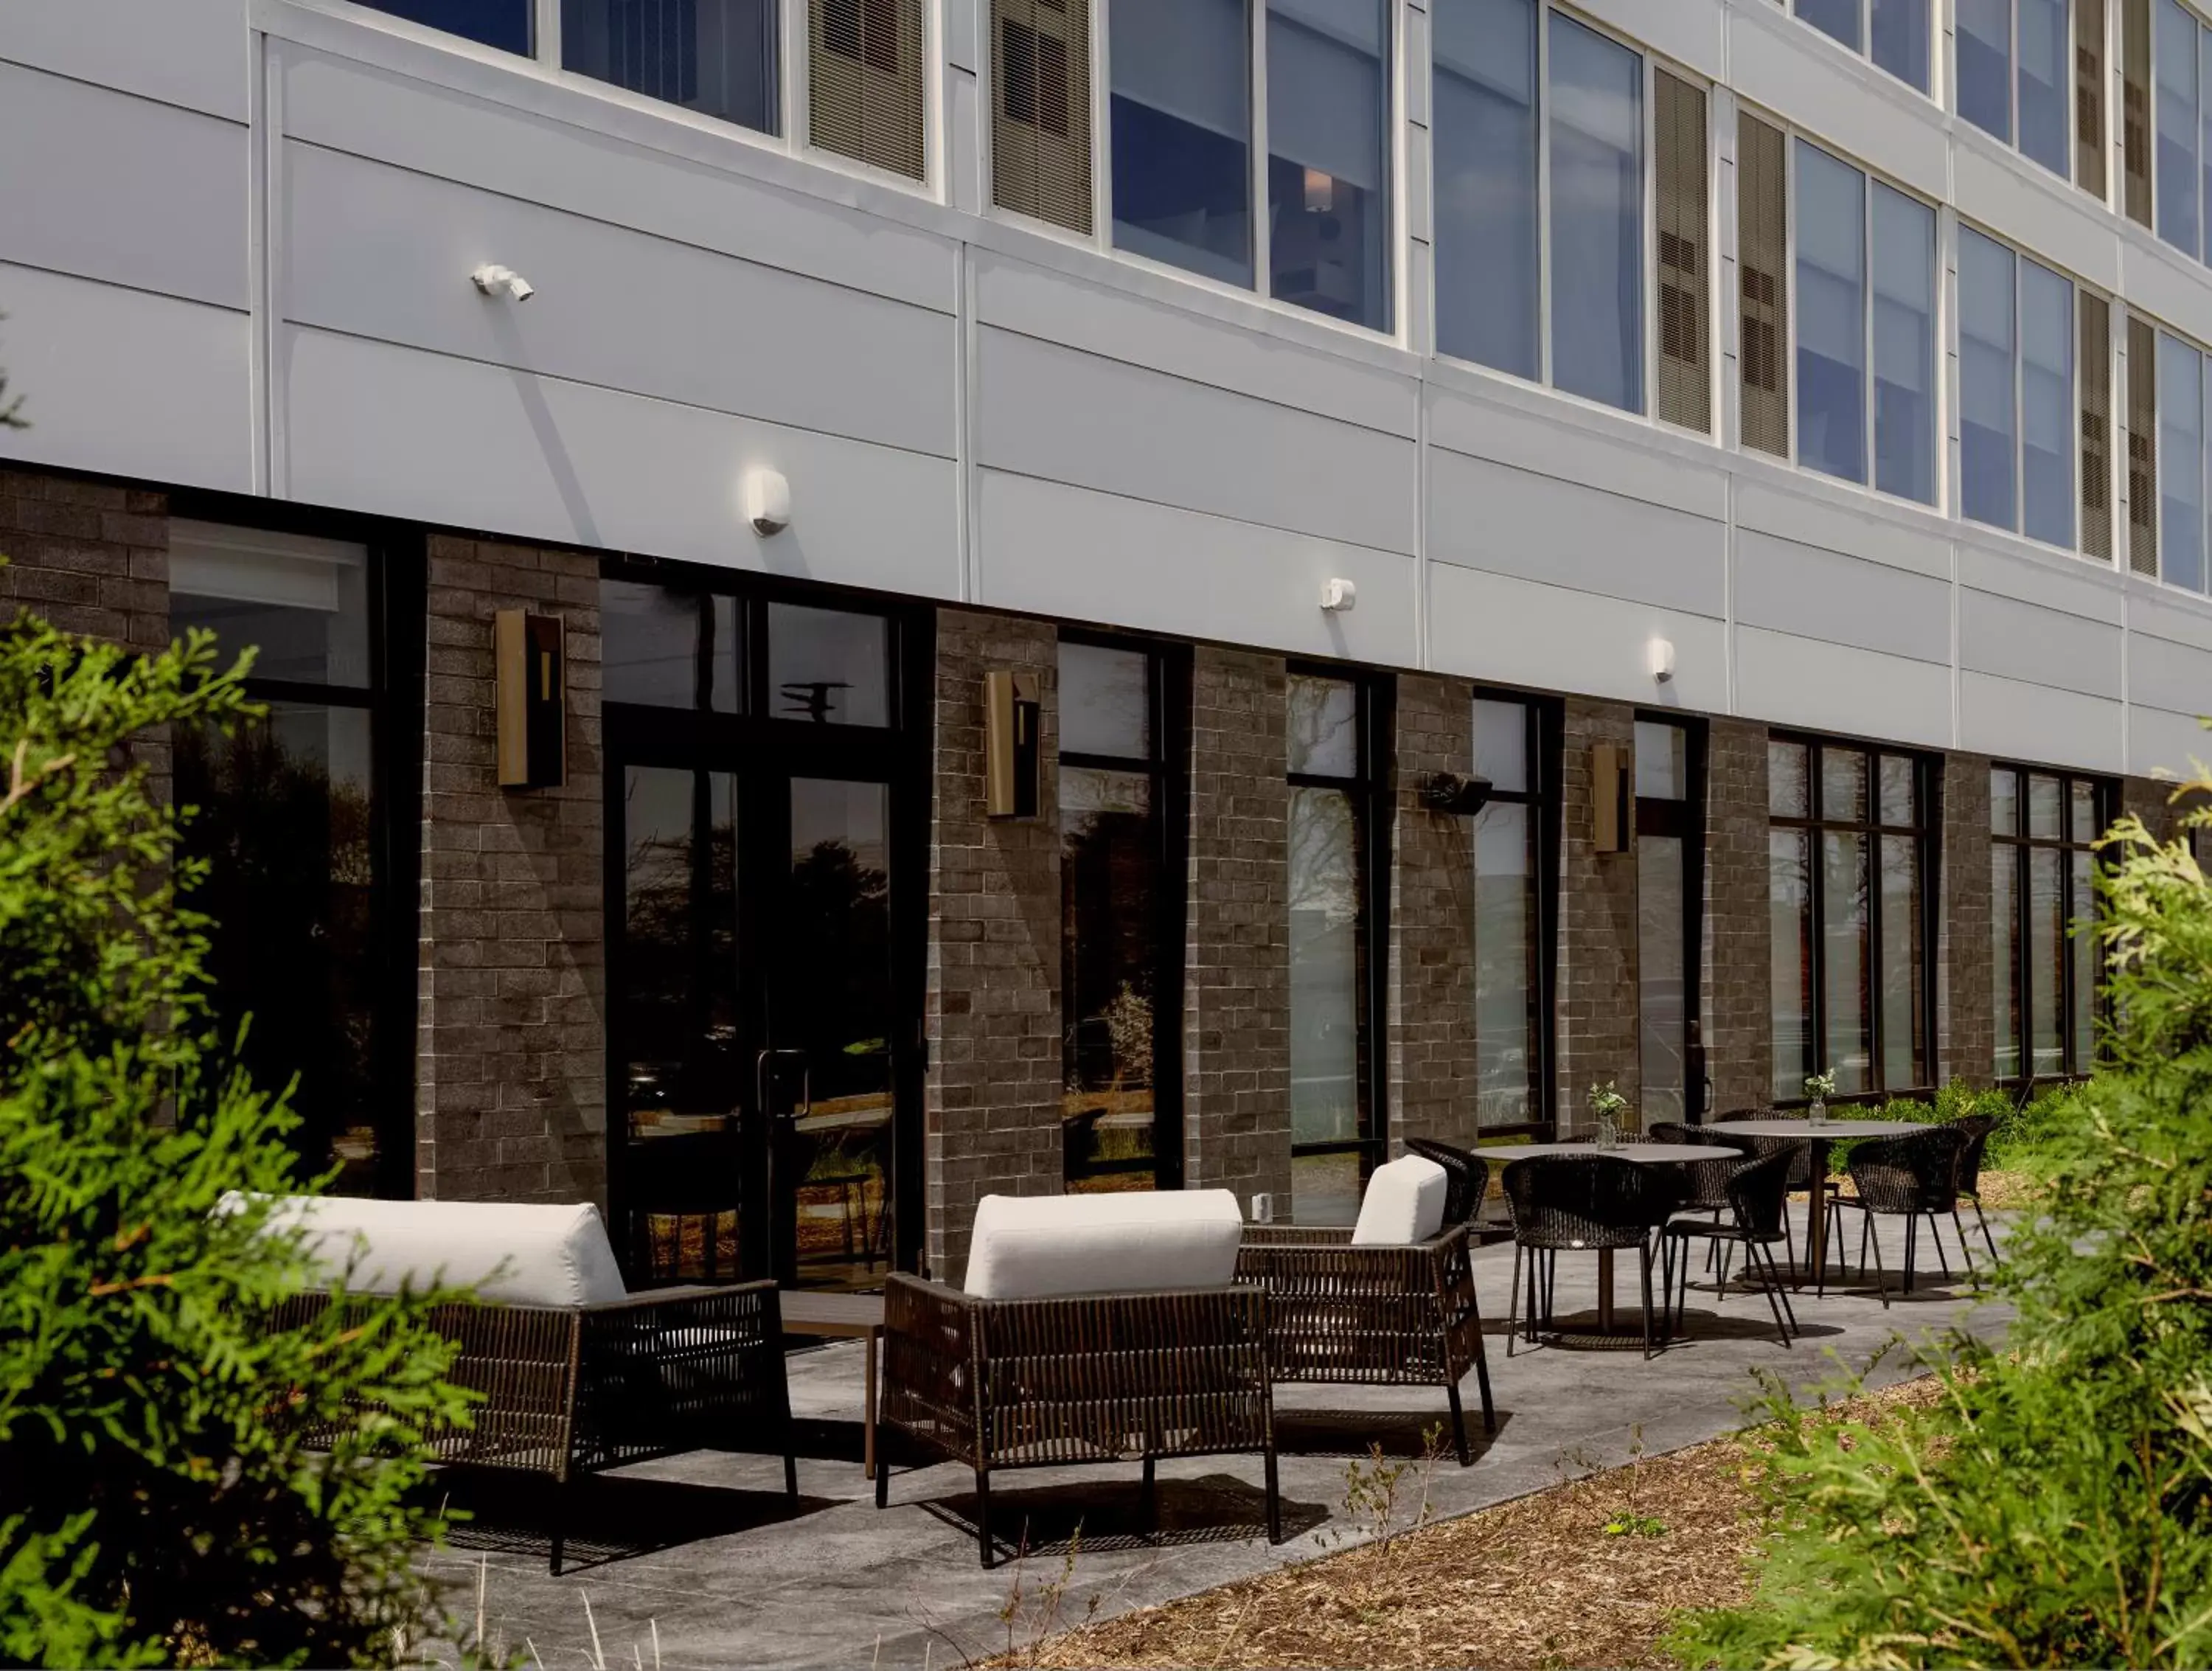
[
  {"left": 1956, "top": 0, "right": 2074, "bottom": 181},
  {"left": 356, "top": 0, "right": 532, "bottom": 52},
  {"left": 2157, "top": 327, "right": 2212, "bottom": 592},
  {"left": 1108, "top": 0, "right": 1391, "bottom": 332},
  {"left": 563, "top": 0, "right": 779, "bottom": 136},
  {"left": 1795, "top": 0, "right": 1933, "bottom": 94},
  {"left": 1991, "top": 767, "right": 2106, "bottom": 1082},
  {"left": 992, "top": 0, "right": 1094, "bottom": 233}
]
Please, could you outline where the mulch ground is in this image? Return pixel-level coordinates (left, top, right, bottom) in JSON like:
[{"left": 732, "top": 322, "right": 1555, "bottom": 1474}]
[{"left": 991, "top": 1376, "right": 1946, "bottom": 1671}]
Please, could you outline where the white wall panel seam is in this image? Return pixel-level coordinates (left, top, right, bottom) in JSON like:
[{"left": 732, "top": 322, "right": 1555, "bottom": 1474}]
[
  {"left": 0, "top": 50, "right": 251, "bottom": 129},
  {"left": 250, "top": 29, "right": 274, "bottom": 498}
]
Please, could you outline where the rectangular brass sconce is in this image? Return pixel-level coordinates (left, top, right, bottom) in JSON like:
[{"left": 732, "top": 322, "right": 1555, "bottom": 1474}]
[
  {"left": 1592, "top": 742, "right": 1630, "bottom": 855},
  {"left": 984, "top": 669, "right": 1040, "bottom": 818},
  {"left": 495, "top": 609, "right": 566, "bottom": 790}
]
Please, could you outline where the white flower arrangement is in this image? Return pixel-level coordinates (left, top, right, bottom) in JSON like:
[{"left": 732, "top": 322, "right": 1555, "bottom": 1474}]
[
  {"left": 1587, "top": 1081, "right": 1630, "bottom": 1119},
  {"left": 1804, "top": 1070, "right": 1838, "bottom": 1100}
]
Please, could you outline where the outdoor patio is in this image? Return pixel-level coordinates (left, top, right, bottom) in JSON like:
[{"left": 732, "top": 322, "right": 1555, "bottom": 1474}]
[{"left": 420, "top": 1204, "right": 2012, "bottom": 1671}]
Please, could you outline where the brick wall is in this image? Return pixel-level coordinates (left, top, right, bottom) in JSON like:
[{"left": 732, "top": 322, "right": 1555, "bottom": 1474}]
[
  {"left": 1183, "top": 645, "right": 1292, "bottom": 1209},
  {"left": 1703, "top": 718, "right": 1772, "bottom": 1113},
  {"left": 0, "top": 467, "right": 169, "bottom": 651},
  {"left": 923, "top": 608, "right": 1062, "bottom": 1278},
  {"left": 1940, "top": 753, "right": 1994, "bottom": 1088},
  {"left": 1387, "top": 673, "right": 1478, "bottom": 1150},
  {"left": 1557, "top": 698, "right": 1641, "bottom": 1132},
  {"left": 415, "top": 535, "right": 606, "bottom": 1206}
]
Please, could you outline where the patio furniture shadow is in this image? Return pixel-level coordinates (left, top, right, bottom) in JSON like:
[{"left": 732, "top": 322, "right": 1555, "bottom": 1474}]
[
  {"left": 919, "top": 1473, "right": 1326, "bottom": 1563},
  {"left": 1273, "top": 1406, "right": 1509, "bottom": 1460},
  {"left": 433, "top": 1470, "right": 835, "bottom": 1575},
  {"left": 1658, "top": 1310, "right": 1846, "bottom": 1344}
]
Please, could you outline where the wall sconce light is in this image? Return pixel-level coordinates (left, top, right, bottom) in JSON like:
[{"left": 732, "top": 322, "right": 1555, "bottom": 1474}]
[
  {"left": 470, "top": 263, "right": 535, "bottom": 301},
  {"left": 1592, "top": 743, "right": 1630, "bottom": 854},
  {"left": 742, "top": 468, "right": 792, "bottom": 536},
  {"left": 984, "top": 670, "right": 1041, "bottom": 818},
  {"left": 1320, "top": 577, "right": 1357, "bottom": 613},
  {"left": 1646, "top": 635, "right": 1677, "bottom": 684},
  {"left": 494, "top": 610, "right": 566, "bottom": 789},
  {"left": 1419, "top": 771, "right": 1492, "bottom": 816}
]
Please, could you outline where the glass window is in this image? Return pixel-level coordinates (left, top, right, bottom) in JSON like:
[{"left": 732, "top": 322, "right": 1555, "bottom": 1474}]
[
  {"left": 1110, "top": 0, "right": 1253, "bottom": 288},
  {"left": 1548, "top": 13, "right": 1644, "bottom": 414},
  {"left": 1432, "top": 0, "right": 1540, "bottom": 379},
  {"left": 1060, "top": 641, "right": 1153, "bottom": 756},
  {"left": 1287, "top": 673, "right": 1377, "bottom": 1223},
  {"left": 1960, "top": 229, "right": 2019, "bottom": 530},
  {"left": 358, "top": 0, "right": 532, "bottom": 52},
  {"left": 1634, "top": 720, "right": 1686, "bottom": 800},
  {"left": 1871, "top": 0, "right": 1932, "bottom": 93},
  {"left": 1635, "top": 718, "right": 1698, "bottom": 1125},
  {"left": 766, "top": 602, "right": 888, "bottom": 726},
  {"left": 1796, "top": 142, "right": 1868, "bottom": 485},
  {"left": 1473, "top": 697, "right": 1531, "bottom": 793},
  {"left": 1471, "top": 696, "right": 1548, "bottom": 1129},
  {"left": 562, "top": 0, "right": 776, "bottom": 133},
  {"left": 2023, "top": 258, "right": 2078, "bottom": 547},
  {"left": 2159, "top": 331, "right": 2206, "bottom": 593},
  {"left": 1872, "top": 184, "right": 1936, "bottom": 504},
  {"left": 1770, "top": 737, "right": 1930, "bottom": 1099},
  {"left": 1798, "top": 0, "right": 1862, "bottom": 49},
  {"left": 2020, "top": 0, "right": 2071, "bottom": 173},
  {"left": 1958, "top": 0, "right": 2013, "bottom": 139},
  {"left": 1961, "top": 231, "right": 2081, "bottom": 548},
  {"left": 1991, "top": 764, "right": 2106, "bottom": 1080},
  {"left": 1266, "top": 0, "right": 1391, "bottom": 331},
  {"left": 603, "top": 580, "right": 740, "bottom": 710},
  {"left": 2158, "top": 0, "right": 2201, "bottom": 257}
]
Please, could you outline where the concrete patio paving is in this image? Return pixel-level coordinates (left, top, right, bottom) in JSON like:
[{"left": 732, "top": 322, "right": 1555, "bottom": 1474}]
[{"left": 422, "top": 1207, "right": 2011, "bottom": 1670}]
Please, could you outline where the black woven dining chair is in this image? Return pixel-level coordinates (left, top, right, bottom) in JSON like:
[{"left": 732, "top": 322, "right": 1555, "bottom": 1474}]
[
  {"left": 1660, "top": 1150, "right": 1800, "bottom": 1348},
  {"left": 1405, "top": 1137, "right": 1491, "bottom": 1231},
  {"left": 1500, "top": 1156, "right": 1680, "bottom": 1360},
  {"left": 1823, "top": 1125, "right": 1971, "bottom": 1305},
  {"left": 1950, "top": 1114, "right": 2002, "bottom": 1263},
  {"left": 1714, "top": 1110, "right": 1817, "bottom": 1276},
  {"left": 1651, "top": 1125, "right": 1753, "bottom": 1280}
]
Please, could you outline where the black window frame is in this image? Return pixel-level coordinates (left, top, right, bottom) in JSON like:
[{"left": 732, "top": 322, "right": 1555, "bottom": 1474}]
[
  {"left": 1469, "top": 689, "right": 1563, "bottom": 1139},
  {"left": 1055, "top": 629, "right": 1191, "bottom": 1191},
  {"left": 1284, "top": 664, "right": 1394, "bottom": 1198},
  {"left": 1633, "top": 712, "right": 1708, "bottom": 1122},
  {"left": 1767, "top": 731, "right": 1939, "bottom": 1105},
  {"left": 1990, "top": 761, "right": 2110, "bottom": 1086}
]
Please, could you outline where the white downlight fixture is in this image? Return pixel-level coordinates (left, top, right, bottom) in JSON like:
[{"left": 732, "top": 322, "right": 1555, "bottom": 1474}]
[
  {"left": 1320, "top": 577, "right": 1357, "bottom": 613},
  {"left": 1646, "top": 635, "right": 1677, "bottom": 684},
  {"left": 470, "top": 263, "right": 535, "bottom": 301},
  {"left": 742, "top": 468, "right": 792, "bottom": 536}
]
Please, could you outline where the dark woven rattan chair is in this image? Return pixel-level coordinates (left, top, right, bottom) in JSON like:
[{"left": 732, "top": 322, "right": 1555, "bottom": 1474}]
[
  {"left": 1404, "top": 1138, "right": 1492, "bottom": 1230},
  {"left": 1237, "top": 1220, "right": 1494, "bottom": 1465},
  {"left": 1714, "top": 1110, "right": 1817, "bottom": 1273},
  {"left": 1660, "top": 1150, "right": 1801, "bottom": 1347},
  {"left": 1951, "top": 1114, "right": 2002, "bottom": 1262},
  {"left": 1823, "top": 1125, "right": 1972, "bottom": 1305},
  {"left": 276, "top": 1281, "right": 796, "bottom": 1574},
  {"left": 876, "top": 1273, "right": 1279, "bottom": 1566},
  {"left": 1500, "top": 1156, "right": 1680, "bottom": 1360}
]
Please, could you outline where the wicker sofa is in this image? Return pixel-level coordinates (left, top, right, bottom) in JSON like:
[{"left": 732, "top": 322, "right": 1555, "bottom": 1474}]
[
  {"left": 259, "top": 1195, "right": 796, "bottom": 1574},
  {"left": 876, "top": 1189, "right": 1279, "bottom": 1566}
]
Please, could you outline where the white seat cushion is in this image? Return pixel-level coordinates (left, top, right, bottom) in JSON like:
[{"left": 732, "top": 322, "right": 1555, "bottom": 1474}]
[
  {"left": 1349, "top": 1155, "right": 1450, "bottom": 1246},
  {"left": 961, "top": 1189, "right": 1243, "bottom": 1300},
  {"left": 243, "top": 1194, "right": 628, "bottom": 1309}
]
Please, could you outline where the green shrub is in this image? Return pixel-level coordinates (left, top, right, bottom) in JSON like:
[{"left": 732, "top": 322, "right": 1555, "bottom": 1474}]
[
  {"left": 1666, "top": 787, "right": 2212, "bottom": 1669},
  {"left": 0, "top": 611, "right": 475, "bottom": 1666}
]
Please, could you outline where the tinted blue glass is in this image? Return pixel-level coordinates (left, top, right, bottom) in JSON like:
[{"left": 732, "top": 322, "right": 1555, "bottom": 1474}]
[
  {"left": 1267, "top": 0, "right": 1390, "bottom": 330},
  {"left": 1958, "top": 228, "right": 2017, "bottom": 530},
  {"left": 2158, "top": 0, "right": 2201, "bottom": 257},
  {"left": 2160, "top": 333, "right": 2205, "bottom": 591},
  {"left": 360, "top": 0, "right": 532, "bottom": 50},
  {"left": 1956, "top": 0, "right": 2011, "bottom": 140},
  {"left": 1547, "top": 13, "right": 1643, "bottom": 414},
  {"left": 1796, "top": 0, "right": 1860, "bottom": 51},
  {"left": 2019, "top": 0, "right": 2070, "bottom": 175},
  {"left": 1871, "top": 0, "right": 1930, "bottom": 92},
  {"left": 2021, "top": 259, "right": 2075, "bottom": 548},
  {"left": 1432, "top": 0, "right": 1539, "bottom": 378},
  {"left": 1872, "top": 185, "right": 1935, "bottom": 504},
  {"left": 1110, "top": 0, "right": 1253, "bottom": 288},
  {"left": 563, "top": 0, "right": 776, "bottom": 133},
  {"left": 1795, "top": 143, "right": 1867, "bottom": 484}
]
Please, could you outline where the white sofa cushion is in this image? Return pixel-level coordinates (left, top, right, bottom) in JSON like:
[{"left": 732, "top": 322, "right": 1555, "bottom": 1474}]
[
  {"left": 245, "top": 1194, "right": 628, "bottom": 1309},
  {"left": 961, "top": 1189, "right": 1243, "bottom": 1300},
  {"left": 1349, "top": 1155, "right": 1450, "bottom": 1246}
]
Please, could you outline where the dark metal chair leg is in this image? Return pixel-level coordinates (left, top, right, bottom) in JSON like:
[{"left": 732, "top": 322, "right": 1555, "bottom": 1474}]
[
  {"left": 874, "top": 1454, "right": 891, "bottom": 1510},
  {"left": 1952, "top": 1209, "right": 1978, "bottom": 1286},
  {"left": 1767, "top": 1243, "right": 1801, "bottom": 1336},
  {"left": 1973, "top": 1196, "right": 2000, "bottom": 1263},
  {"left": 1904, "top": 1213, "right": 1919, "bottom": 1295},
  {"left": 1752, "top": 1243, "right": 1792, "bottom": 1347},
  {"left": 1469, "top": 1309, "right": 1497, "bottom": 1432},
  {"left": 1265, "top": 1446, "right": 1283, "bottom": 1544},
  {"left": 975, "top": 1468, "right": 995, "bottom": 1568},
  {"left": 785, "top": 1445, "right": 800, "bottom": 1504},
  {"left": 1865, "top": 1214, "right": 1891, "bottom": 1309},
  {"left": 1142, "top": 1454, "right": 1158, "bottom": 1533},
  {"left": 1506, "top": 1241, "right": 1524, "bottom": 1357},
  {"left": 548, "top": 1475, "right": 571, "bottom": 1578},
  {"left": 1925, "top": 1212, "right": 1952, "bottom": 1280},
  {"left": 1445, "top": 1379, "right": 1470, "bottom": 1465},
  {"left": 1639, "top": 1243, "right": 1656, "bottom": 1360}
]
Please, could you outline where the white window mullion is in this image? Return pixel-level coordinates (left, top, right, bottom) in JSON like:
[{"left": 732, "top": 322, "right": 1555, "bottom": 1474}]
[
  {"left": 1537, "top": 2, "right": 1554, "bottom": 389},
  {"left": 535, "top": 0, "right": 560, "bottom": 69},
  {"left": 2015, "top": 254, "right": 2028, "bottom": 534},
  {"left": 1784, "top": 129, "right": 1799, "bottom": 467},
  {"left": 785, "top": 0, "right": 808, "bottom": 150},
  {"left": 1643, "top": 52, "right": 1659, "bottom": 418},
  {"left": 1092, "top": 0, "right": 1113, "bottom": 248},
  {"left": 1251, "top": 0, "right": 1270, "bottom": 299},
  {"left": 1863, "top": 159, "right": 1877, "bottom": 488}
]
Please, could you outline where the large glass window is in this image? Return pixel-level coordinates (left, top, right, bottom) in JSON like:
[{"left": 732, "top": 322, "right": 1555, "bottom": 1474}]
[
  {"left": 1795, "top": 0, "right": 1932, "bottom": 93},
  {"left": 2159, "top": 0, "right": 2203, "bottom": 257},
  {"left": 1060, "top": 639, "right": 1184, "bottom": 1191},
  {"left": 563, "top": 0, "right": 778, "bottom": 136},
  {"left": 1471, "top": 697, "right": 1554, "bottom": 1129},
  {"left": 1548, "top": 13, "right": 1644, "bottom": 414},
  {"left": 1266, "top": 0, "right": 1391, "bottom": 330},
  {"left": 1959, "top": 0, "right": 2013, "bottom": 139},
  {"left": 1432, "top": 0, "right": 1540, "bottom": 380},
  {"left": 1960, "top": 229, "right": 2079, "bottom": 549},
  {"left": 1287, "top": 673, "right": 1384, "bottom": 1223},
  {"left": 1952, "top": 2, "right": 2109, "bottom": 195},
  {"left": 1769, "top": 737, "right": 1932, "bottom": 1101},
  {"left": 1635, "top": 719, "right": 1703, "bottom": 1125},
  {"left": 2159, "top": 329, "right": 2209, "bottom": 594},
  {"left": 1992, "top": 766, "right": 2107, "bottom": 1080},
  {"left": 171, "top": 521, "right": 412, "bottom": 1197},
  {"left": 356, "top": 0, "right": 532, "bottom": 51}
]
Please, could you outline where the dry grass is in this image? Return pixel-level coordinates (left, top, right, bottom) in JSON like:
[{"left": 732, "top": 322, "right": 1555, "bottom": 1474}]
[{"left": 995, "top": 1377, "right": 1947, "bottom": 1671}]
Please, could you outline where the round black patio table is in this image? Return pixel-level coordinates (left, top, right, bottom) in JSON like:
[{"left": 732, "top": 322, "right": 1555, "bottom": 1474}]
[{"left": 1705, "top": 1118, "right": 1929, "bottom": 1286}]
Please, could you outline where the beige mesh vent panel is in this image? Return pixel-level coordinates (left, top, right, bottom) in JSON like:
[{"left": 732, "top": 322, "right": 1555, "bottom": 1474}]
[
  {"left": 810, "top": 0, "right": 925, "bottom": 181},
  {"left": 2124, "top": 0, "right": 2151, "bottom": 226},
  {"left": 2081, "top": 293, "right": 2113, "bottom": 562},
  {"left": 2128, "top": 314, "right": 2159, "bottom": 575},
  {"left": 2076, "top": 0, "right": 2107, "bottom": 200},
  {"left": 992, "top": 0, "right": 1092, "bottom": 233},
  {"left": 1737, "top": 111, "right": 1790, "bottom": 459},
  {"left": 1655, "top": 71, "right": 1711, "bottom": 435}
]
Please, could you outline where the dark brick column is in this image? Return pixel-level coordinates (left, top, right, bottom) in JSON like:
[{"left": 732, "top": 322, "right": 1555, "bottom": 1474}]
[
  {"left": 1183, "top": 645, "right": 1292, "bottom": 1210},
  {"left": 2124, "top": 774, "right": 2183, "bottom": 844},
  {"left": 1387, "top": 673, "right": 1478, "bottom": 1150},
  {"left": 1703, "top": 719, "right": 1772, "bottom": 1114},
  {"left": 0, "top": 467, "right": 169, "bottom": 650},
  {"left": 1557, "top": 698, "right": 1640, "bottom": 1132},
  {"left": 1940, "top": 753, "right": 1994, "bottom": 1088},
  {"left": 924, "top": 608, "right": 1062, "bottom": 1280},
  {"left": 415, "top": 535, "right": 605, "bottom": 1206}
]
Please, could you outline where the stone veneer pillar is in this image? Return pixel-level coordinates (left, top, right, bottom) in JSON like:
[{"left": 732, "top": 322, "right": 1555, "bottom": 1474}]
[
  {"left": 1702, "top": 718, "right": 1772, "bottom": 1114},
  {"left": 414, "top": 535, "right": 606, "bottom": 1206},
  {"left": 1940, "top": 753, "right": 1995, "bottom": 1088},
  {"left": 1556, "top": 698, "right": 1641, "bottom": 1131},
  {"left": 1386, "top": 673, "right": 1479, "bottom": 1150}
]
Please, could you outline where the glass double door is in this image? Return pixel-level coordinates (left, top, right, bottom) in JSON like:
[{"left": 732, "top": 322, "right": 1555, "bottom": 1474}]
[{"left": 613, "top": 751, "right": 905, "bottom": 1291}]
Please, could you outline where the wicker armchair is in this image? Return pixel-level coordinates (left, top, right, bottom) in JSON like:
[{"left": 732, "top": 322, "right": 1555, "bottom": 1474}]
[
  {"left": 1500, "top": 1156, "right": 1680, "bottom": 1358},
  {"left": 276, "top": 1281, "right": 795, "bottom": 1574},
  {"left": 1714, "top": 1110, "right": 1815, "bottom": 1271},
  {"left": 1823, "top": 1125, "right": 1972, "bottom": 1305},
  {"left": 1951, "top": 1114, "right": 2002, "bottom": 1262},
  {"left": 1660, "top": 1150, "right": 1800, "bottom": 1347},
  {"left": 1403, "top": 1138, "right": 1492, "bottom": 1229},
  {"left": 875, "top": 1272, "right": 1278, "bottom": 1566},
  {"left": 1237, "top": 1220, "right": 1494, "bottom": 1465}
]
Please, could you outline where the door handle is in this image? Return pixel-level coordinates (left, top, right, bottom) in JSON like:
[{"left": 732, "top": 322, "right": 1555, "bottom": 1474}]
[{"left": 757, "top": 1048, "right": 810, "bottom": 1123}]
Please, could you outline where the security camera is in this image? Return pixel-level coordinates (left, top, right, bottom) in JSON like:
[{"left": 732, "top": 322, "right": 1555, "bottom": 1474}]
[{"left": 471, "top": 264, "right": 535, "bottom": 302}]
